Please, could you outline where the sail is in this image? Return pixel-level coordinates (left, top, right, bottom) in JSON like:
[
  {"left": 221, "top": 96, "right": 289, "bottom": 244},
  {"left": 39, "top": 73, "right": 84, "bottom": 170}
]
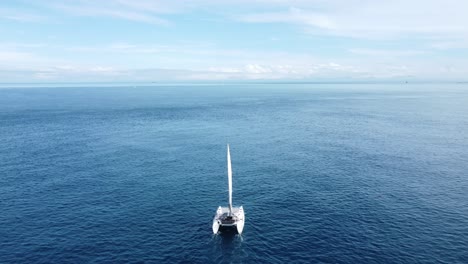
[{"left": 227, "top": 144, "right": 233, "bottom": 215}]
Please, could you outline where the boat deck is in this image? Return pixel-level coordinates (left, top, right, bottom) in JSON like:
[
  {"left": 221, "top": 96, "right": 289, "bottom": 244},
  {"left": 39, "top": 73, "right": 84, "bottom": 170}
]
[
  {"left": 213, "top": 206, "right": 245, "bottom": 234},
  {"left": 220, "top": 215, "right": 236, "bottom": 225}
]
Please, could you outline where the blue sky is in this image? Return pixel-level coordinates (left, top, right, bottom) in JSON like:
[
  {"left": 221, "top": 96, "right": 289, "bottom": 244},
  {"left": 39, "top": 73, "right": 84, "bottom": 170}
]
[{"left": 1, "top": 0, "right": 468, "bottom": 82}]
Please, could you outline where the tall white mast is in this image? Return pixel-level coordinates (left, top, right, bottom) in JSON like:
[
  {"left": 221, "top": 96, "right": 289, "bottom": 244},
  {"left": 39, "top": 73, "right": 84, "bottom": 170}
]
[{"left": 227, "top": 144, "right": 233, "bottom": 215}]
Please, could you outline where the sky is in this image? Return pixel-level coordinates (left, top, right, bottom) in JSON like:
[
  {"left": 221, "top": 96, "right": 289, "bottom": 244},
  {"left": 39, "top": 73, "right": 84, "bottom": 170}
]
[{"left": 1, "top": 0, "right": 468, "bottom": 82}]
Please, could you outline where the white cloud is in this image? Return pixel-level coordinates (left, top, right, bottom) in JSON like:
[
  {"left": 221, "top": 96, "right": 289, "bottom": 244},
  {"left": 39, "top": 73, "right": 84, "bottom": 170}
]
[
  {"left": 430, "top": 40, "right": 468, "bottom": 50},
  {"left": 113, "top": 0, "right": 183, "bottom": 14},
  {"left": 50, "top": 1, "right": 170, "bottom": 25},
  {"left": 245, "top": 64, "right": 272, "bottom": 74},
  {"left": 205, "top": 63, "right": 364, "bottom": 80},
  {"left": 0, "top": 51, "right": 35, "bottom": 61},
  {"left": 349, "top": 49, "right": 427, "bottom": 57},
  {"left": 1, "top": 42, "right": 465, "bottom": 82},
  {"left": 238, "top": 0, "right": 468, "bottom": 40},
  {"left": 239, "top": 7, "right": 335, "bottom": 29},
  {"left": 0, "top": 8, "right": 46, "bottom": 22},
  {"left": 12, "top": 0, "right": 468, "bottom": 41},
  {"left": 3, "top": 1, "right": 468, "bottom": 81}
]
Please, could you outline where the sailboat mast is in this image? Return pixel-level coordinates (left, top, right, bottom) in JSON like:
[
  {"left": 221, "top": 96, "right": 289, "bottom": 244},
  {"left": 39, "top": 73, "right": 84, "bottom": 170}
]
[{"left": 227, "top": 144, "right": 233, "bottom": 215}]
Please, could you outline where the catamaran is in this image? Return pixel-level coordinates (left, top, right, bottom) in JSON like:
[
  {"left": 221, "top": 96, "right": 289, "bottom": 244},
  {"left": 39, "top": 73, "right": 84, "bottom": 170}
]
[{"left": 212, "top": 145, "right": 245, "bottom": 234}]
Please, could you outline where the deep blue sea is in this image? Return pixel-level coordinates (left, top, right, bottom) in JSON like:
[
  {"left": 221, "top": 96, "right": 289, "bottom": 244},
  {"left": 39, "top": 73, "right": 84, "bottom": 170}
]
[{"left": 1, "top": 83, "right": 468, "bottom": 263}]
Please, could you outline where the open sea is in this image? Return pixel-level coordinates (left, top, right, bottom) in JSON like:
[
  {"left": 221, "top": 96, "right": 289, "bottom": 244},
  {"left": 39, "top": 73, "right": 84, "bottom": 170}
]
[{"left": 1, "top": 83, "right": 468, "bottom": 263}]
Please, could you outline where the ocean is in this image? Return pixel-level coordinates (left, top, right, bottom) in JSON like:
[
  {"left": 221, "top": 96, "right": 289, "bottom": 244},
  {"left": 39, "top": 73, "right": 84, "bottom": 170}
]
[{"left": 1, "top": 83, "right": 467, "bottom": 263}]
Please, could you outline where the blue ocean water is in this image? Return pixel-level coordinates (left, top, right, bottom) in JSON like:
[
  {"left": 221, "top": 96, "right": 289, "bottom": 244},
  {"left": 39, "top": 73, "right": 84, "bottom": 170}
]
[{"left": 1, "top": 83, "right": 468, "bottom": 263}]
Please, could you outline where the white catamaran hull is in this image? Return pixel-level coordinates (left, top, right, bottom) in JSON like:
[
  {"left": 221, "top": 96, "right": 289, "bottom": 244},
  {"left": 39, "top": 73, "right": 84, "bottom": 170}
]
[
  {"left": 212, "top": 206, "right": 245, "bottom": 234},
  {"left": 213, "top": 145, "right": 245, "bottom": 235}
]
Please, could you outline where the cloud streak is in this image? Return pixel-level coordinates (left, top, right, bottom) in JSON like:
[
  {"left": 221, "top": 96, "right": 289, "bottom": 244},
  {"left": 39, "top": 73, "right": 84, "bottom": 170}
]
[
  {"left": 239, "top": 8, "right": 335, "bottom": 29},
  {"left": 349, "top": 49, "right": 427, "bottom": 57},
  {"left": 2, "top": 0, "right": 468, "bottom": 81},
  {"left": 238, "top": 1, "right": 468, "bottom": 40},
  {"left": 0, "top": 7, "right": 46, "bottom": 22},
  {"left": 50, "top": 1, "right": 170, "bottom": 25}
]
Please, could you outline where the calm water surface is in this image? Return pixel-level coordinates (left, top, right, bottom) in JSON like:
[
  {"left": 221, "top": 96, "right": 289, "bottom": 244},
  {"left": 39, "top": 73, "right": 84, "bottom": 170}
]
[{"left": 1, "top": 83, "right": 467, "bottom": 263}]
